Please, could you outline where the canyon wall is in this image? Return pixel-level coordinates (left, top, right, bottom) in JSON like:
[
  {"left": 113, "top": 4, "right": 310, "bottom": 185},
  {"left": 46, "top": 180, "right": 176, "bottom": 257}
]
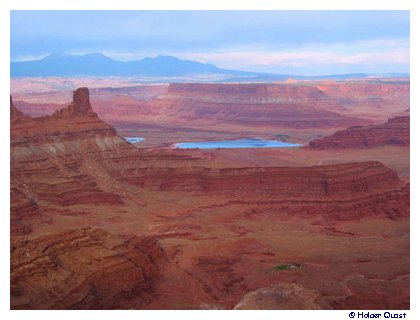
[
  {"left": 148, "top": 83, "right": 368, "bottom": 128},
  {"left": 114, "top": 161, "right": 409, "bottom": 221},
  {"left": 315, "top": 81, "right": 410, "bottom": 119},
  {"left": 309, "top": 116, "right": 409, "bottom": 149},
  {"left": 10, "top": 87, "right": 410, "bottom": 309}
]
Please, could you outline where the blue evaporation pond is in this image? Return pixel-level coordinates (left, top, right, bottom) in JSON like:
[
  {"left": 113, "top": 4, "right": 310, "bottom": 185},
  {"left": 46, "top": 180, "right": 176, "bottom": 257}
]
[
  {"left": 124, "top": 137, "right": 145, "bottom": 144},
  {"left": 175, "top": 138, "right": 302, "bottom": 149}
]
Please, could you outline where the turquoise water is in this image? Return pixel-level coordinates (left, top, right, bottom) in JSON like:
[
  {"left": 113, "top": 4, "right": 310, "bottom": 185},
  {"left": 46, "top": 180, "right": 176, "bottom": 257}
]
[
  {"left": 175, "top": 138, "right": 301, "bottom": 149},
  {"left": 124, "top": 137, "right": 145, "bottom": 144}
]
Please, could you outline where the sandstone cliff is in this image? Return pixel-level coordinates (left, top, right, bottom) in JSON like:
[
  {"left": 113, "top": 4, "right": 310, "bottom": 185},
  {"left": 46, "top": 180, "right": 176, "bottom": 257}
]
[
  {"left": 10, "top": 88, "right": 131, "bottom": 236},
  {"left": 117, "top": 161, "right": 409, "bottom": 221},
  {"left": 10, "top": 87, "right": 410, "bottom": 310},
  {"left": 309, "top": 116, "right": 409, "bottom": 149},
  {"left": 10, "top": 88, "right": 410, "bottom": 237},
  {"left": 315, "top": 81, "right": 410, "bottom": 120},
  {"left": 146, "top": 83, "right": 368, "bottom": 129}
]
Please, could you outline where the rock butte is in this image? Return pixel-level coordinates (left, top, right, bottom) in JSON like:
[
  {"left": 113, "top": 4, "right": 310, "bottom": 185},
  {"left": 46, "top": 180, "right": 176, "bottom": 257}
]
[
  {"left": 10, "top": 87, "right": 410, "bottom": 309},
  {"left": 309, "top": 116, "right": 410, "bottom": 149}
]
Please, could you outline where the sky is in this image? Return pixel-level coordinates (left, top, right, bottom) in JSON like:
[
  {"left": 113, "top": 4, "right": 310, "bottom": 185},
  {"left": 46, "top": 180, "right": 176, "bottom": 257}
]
[{"left": 10, "top": 10, "right": 410, "bottom": 75}]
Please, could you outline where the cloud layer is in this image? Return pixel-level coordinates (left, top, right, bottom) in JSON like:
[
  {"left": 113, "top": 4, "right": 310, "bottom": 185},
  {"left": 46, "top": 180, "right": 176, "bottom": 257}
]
[{"left": 11, "top": 11, "right": 410, "bottom": 75}]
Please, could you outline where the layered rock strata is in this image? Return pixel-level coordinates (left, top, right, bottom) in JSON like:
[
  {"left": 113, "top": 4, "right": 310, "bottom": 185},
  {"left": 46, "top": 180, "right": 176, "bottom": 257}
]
[
  {"left": 115, "top": 161, "right": 409, "bottom": 221},
  {"left": 10, "top": 88, "right": 129, "bottom": 235},
  {"left": 10, "top": 228, "right": 165, "bottom": 309},
  {"left": 309, "top": 116, "right": 409, "bottom": 149},
  {"left": 10, "top": 87, "right": 410, "bottom": 310},
  {"left": 146, "top": 83, "right": 368, "bottom": 128}
]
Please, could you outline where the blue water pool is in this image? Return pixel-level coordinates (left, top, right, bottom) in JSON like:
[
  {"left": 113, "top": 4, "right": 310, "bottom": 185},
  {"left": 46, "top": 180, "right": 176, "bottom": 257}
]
[
  {"left": 124, "top": 137, "right": 145, "bottom": 144},
  {"left": 174, "top": 138, "right": 301, "bottom": 149}
]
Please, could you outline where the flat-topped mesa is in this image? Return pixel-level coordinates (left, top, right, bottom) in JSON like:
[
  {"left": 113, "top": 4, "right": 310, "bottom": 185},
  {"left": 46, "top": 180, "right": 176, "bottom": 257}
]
[
  {"left": 316, "top": 82, "right": 410, "bottom": 97},
  {"left": 151, "top": 83, "right": 369, "bottom": 129},
  {"left": 166, "top": 83, "right": 326, "bottom": 99},
  {"left": 314, "top": 82, "right": 410, "bottom": 121},
  {"left": 309, "top": 116, "right": 410, "bottom": 149}
]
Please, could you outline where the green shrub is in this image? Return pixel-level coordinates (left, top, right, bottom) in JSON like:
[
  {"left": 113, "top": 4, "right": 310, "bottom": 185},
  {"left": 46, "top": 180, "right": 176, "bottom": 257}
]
[
  {"left": 273, "top": 264, "right": 290, "bottom": 271},
  {"left": 272, "top": 263, "right": 302, "bottom": 271}
]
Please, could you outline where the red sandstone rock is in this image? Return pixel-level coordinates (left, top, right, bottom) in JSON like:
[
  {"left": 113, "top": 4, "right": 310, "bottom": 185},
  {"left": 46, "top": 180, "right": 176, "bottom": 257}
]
[
  {"left": 10, "top": 86, "right": 410, "bottom": 310},
  {"left": 10, "top": 88, "right": 131, "bottom": 235},
  {"left": 118, "top": 161, "right": 409, "bottom": 221},
  {"left": 146, "top": 83, "right": 368, "bottom": 129},
  {"left": 13, "top": 81, "right": 410, "bottom": 135},
  {"left": 309, "top": 116, "right": 409, "bottom": 149},
  {"left": 11, "top": 95, "right": 32, "bottom": 123},
  {"left": 315, "top": 81, "right": 410, "bottom": 120},
  {"left": 10, "top": 228, "right": 165, "bottom": 309},
  {"left": 11, "top": 87, "right": 118, "bottom": 145},
  {"left": 317, "top": 82, "right": 409, "bottom": 97},
  {"left": 10, "top": 88, "right": 409, "bottom": 236},
  {"left": 234, "top": 284, "right": 323, "bottom": 310}
]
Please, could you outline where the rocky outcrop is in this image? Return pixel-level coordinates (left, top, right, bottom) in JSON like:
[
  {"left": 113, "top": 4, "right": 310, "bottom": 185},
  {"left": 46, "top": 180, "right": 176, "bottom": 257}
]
[
  {"left": 234, "top": 284, "right": 323, "bottom": 310},
  {"left": 118, "top": 161, "right": 409, "bottom": 221},
  {"left": 10, "top": 228, "right": 165, "bottom": 309},
  {"left": 11, "top": 87, "right": 119, "bottom": 147},
  {"left": 52, "top": 87, "right": 94, "bottom": 116},
  {"left": 10, "top": 88, "right": 132, "bottom": 236},
  {"left": 309, "top": 116, "right": 409, "bottom": 149}
]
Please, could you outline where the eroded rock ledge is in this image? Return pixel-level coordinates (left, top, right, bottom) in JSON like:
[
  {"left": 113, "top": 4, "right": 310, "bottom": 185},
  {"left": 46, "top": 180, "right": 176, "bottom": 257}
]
[
  {"left": 309, "top": 116, "right": 409, "bottom": 149},
  {"left": 11, "top": 228, "right": 165, "bottom": 309}
]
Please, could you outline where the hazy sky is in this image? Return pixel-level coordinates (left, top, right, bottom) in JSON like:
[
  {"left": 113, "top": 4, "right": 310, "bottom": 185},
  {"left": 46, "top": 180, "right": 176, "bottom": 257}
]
[{"left": 10, "top": 10, "right": 410, "bottom": 75}]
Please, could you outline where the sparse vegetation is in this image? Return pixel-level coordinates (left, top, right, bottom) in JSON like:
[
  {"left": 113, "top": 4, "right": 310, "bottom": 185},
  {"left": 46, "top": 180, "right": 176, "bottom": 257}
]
[
  {"left": 273, "top": 264, "right": 290, "bottom": 271},
  {"left": 272, "top": 263, "right": 302, "bottom": 271}
]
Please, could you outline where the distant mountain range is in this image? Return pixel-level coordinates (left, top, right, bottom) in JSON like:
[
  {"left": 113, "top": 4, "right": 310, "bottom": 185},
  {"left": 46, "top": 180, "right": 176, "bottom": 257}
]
[{"left": 10, "top": 52, "right": 410, "bottom": 80}]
